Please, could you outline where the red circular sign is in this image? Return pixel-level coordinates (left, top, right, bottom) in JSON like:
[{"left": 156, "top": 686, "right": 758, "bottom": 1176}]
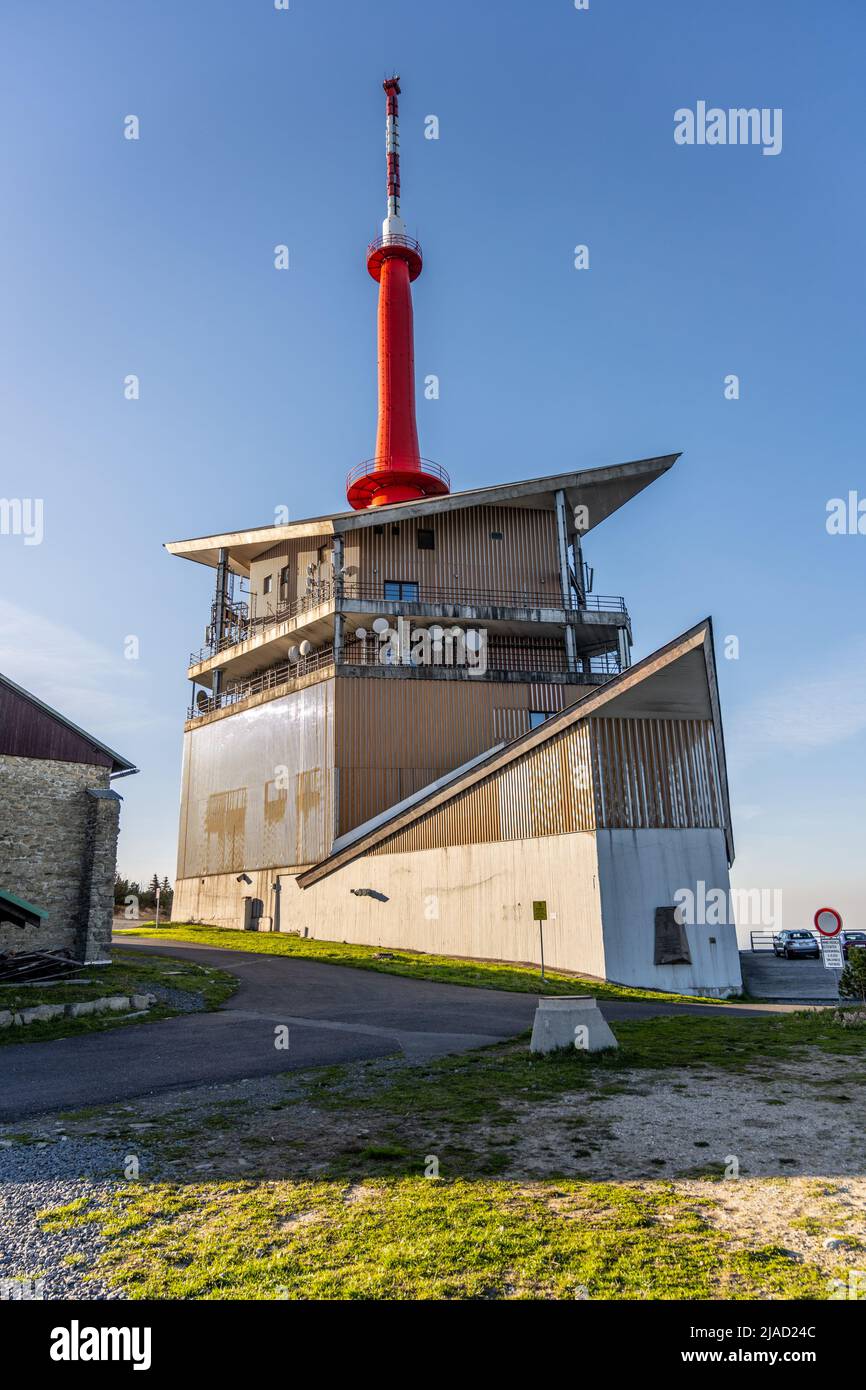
[{"left": 814, "top": 907, "right": 843, "bottom": 937}]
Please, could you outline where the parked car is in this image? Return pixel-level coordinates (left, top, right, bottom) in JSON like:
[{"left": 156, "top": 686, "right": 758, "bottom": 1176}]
[
  {"left": 773, "top": 930, "right": 820, "bottom": 959},
  {"left": 842, "top": 930, "right": 866, "bottom": 959}
]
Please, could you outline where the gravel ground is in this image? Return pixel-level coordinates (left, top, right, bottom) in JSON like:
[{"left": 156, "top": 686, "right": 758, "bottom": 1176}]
[{"left": 0, "top": 1137, "right": 133, "bottom": 1300}]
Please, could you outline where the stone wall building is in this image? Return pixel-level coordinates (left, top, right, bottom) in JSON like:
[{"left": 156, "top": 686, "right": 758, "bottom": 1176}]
[{"left": 0, "top": 673, "right": 137, "bottom": 962}]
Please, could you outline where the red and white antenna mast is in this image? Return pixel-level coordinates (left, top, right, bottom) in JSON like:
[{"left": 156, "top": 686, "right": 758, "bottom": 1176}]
[{"left": 346, "top": 76, "right": 450, "bottom": 510}]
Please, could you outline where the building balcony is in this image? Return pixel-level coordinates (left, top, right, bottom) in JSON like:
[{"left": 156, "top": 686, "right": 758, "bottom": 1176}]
[
  {"left": 187, "top": 638, "right": 623, "bottom": 722},
  {"left": 187, "top": 579, "right": 630, "bottom": 683}
]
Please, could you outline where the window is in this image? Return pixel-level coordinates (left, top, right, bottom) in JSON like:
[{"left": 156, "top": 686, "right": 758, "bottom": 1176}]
[
  {"left": 279, "top": 565, "right": 290, "bottom": 586},
  {"left": 383, "top": 580, "right": 420, "bottom": 602},
  {"left": 529, "top": 710, "right": 552, "bottom": 730},
  {"left": 263, "top": 575, "right": 272, "bottom": 595},
  {"left": 374, "top": 525, "right": 384, "bottom": 536},
  {"left": 417, "top": 528, "right": 435, "bottom": 551}
]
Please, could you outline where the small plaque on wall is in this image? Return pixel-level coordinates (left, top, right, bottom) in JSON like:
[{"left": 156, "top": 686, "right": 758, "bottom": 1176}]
[{"left": 654, "top": 906, "right": 692, "bottom": 965}]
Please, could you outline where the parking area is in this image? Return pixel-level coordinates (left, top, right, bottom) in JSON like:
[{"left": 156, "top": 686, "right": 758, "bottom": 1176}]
[{"left": 739, "top": 950, "right": 840, "bottom": 1001}]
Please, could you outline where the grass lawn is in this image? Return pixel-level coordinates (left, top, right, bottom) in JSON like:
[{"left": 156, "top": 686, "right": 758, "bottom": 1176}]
[
  {"left": 41, "top": 1175, "right": 829, "bottom": 1301},
  {"left": 0, "top": 954, "right": 237, "bottom": 1046},
  {"left": 35, "top": 1006, "right": 863, "bottom": 1300},
  {"left": 115, "top": 922, "right": 727, "bottom": 1004}
]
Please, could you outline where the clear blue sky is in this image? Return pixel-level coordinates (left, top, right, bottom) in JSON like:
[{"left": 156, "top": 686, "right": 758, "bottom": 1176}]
[{"left": 1, "top": 0, "right": 863, "bottom": 929}]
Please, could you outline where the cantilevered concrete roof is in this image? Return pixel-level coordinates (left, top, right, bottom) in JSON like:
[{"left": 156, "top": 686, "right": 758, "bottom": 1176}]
[
  {"left": 164, "top": 453, "right": 679, "bottom": 575},
  {"left": 297, "top": 618, "right": 733, "bottom": 886}
]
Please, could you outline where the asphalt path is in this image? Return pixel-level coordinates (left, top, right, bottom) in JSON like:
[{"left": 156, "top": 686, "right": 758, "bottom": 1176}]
[{"left": 0, "top": 937, "right": 791, "bottom": 1121}]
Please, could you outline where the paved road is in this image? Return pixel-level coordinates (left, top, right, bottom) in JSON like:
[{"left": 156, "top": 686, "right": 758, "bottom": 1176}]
[{"left": 1, "top": 938, "right": 793, "bottom": 1122}]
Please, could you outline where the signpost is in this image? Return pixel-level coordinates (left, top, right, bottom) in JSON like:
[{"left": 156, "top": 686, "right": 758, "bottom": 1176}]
[
  {"left": 814, "top": 907, "right": 844, "bottom": 982},
  {"left": 533, "top": 900, "right": 547, "bottom": 984}
]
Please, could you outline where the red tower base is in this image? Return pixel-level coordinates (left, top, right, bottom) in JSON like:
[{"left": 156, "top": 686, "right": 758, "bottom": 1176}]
[{"left": 346, "top": 458, "right": 451, "bottom": 510}]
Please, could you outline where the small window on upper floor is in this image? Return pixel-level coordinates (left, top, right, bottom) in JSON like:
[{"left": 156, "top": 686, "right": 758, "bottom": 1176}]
[
  {"left": 263, "top": 575, "right": 273, "bottom": 595},
  {"left": 280, "top": 566, "right": 290, "bottom": 586},
  {"left": 384, "top": 580, "right": 420, "bottom": 602},
  {"left": 417, "top": 529, "right": 435, "bottom": 550}
]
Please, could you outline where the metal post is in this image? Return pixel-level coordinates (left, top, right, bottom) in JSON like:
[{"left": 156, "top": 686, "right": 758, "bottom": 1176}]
[
  {"left": 539, "top": 921, "right": 546, "bottom": 984},
  {"left": 155, "top": 886, "right": 161, "bottom": 928},
  {"left": 555, "top": 490, "right": 578, "bottom": 673},
  {"left": 332, "top": 533, "right": 344, "bottom": 666},
  {"left": 212, "top": 547, "right": 229, "bottom": 703}
]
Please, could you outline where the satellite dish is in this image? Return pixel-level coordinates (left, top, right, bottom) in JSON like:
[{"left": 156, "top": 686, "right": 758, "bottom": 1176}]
[
  {"left": 299, "top": 639, "right": 312, "bottom": 656},
  {"left": 465, "top": 629, "right": 482, "bottom": 652},
  {"left": 372, "top": 617, "right": 390, "bottom": 635},
  {"left": 429, "top": 625, "right": 444, "bottom": 642},
  {"left": 355, "top": 627, "right": 368, "bottom": 641},
  {"left": 450, "top": 626, "right": 463, "bottom": 638},
  {"left": 288, "top": 646, "right": 299, "bottom": 663},
  {"left": 195, "top": 690, "right": 209, "bottom": 710}
]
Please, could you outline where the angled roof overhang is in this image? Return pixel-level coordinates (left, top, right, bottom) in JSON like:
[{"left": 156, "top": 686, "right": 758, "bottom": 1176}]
[
  {"left": 164, "top": 453, "right": 679, "bottom": 576},
  {"left": 297, "top": 618, "right": 734, "bottom": 888}
]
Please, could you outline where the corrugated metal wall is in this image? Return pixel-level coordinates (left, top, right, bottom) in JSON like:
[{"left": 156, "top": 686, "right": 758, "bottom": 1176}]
[
  {"left": 369, "top": 715, "right": 724, "bottom": 856},
  {"left": 591, "top": 716, "right": 722, "bottom": 830},
  {"left": 249, "top": 534, "right": 330, "bottom": 611},
  {"left": 343, "top": 504, "right": 560, "bottom": 596},
  {"left": 177, "top": 679, "right": 335, "bottom": 877},
  {"left": 335, "top": 677, "right": 587, "bottom": 835}
]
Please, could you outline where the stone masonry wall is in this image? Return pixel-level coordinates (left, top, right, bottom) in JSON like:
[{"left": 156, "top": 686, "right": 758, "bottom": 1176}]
[{"left": 0, "top": 755, "right": 120, "bottom": 959}]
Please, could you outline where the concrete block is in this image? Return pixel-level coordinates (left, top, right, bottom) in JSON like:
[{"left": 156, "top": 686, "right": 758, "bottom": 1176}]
[
  {"left": 104, "top": 995, "right": 131, "bottom": 1012},
  {"left": 131, "top": 993, "right": 156, "bottom": 1011},
  {"left": 65, "top": 1000, "right": 98, "bottom": 1018},
  {"left": 530, "top": 995, "right": 619, "bottom": 1054},
  {"left": 0, "top": 1011, "right": 13, "bottom": 1029},
  {"left": 18, "top": 1004, "right": 65, "bottom": 1025}
]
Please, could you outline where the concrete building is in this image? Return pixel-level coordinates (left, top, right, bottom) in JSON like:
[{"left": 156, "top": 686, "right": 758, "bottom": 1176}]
[
  {"left": 0, "top": 673, "right": 137, "bottom": 962},
  {"left": 165, "top": 78, "right": 741, "bottom": 995}
]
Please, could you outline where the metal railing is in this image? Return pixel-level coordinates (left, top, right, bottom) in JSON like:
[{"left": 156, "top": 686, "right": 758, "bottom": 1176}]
[
  {"left": 188, "top": 579, "right": 628, "bottom": 668},
  {"left": 188, "top": 584, "right": 333, "bottom": 667},
  {"left": 366, "top": 232, "right": 423, "bottom": 260},
  {"left": 345, "top": 457, "right": 451, "bottom": 493},
  {"left": 187, "top": 637, "right": 622, "bottom": 719},
  {"left": 188, "top": 646, "right": 335, "bottom": 718}
]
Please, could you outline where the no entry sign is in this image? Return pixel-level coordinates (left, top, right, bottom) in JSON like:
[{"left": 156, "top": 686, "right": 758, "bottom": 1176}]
[{"left": 814, "top": 907, "right": 843, "bottom": 937}]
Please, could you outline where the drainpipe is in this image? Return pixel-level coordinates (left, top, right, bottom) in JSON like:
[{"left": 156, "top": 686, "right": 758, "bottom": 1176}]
[{"left": 555, "top": 490, "right": 577, "bottom": 673}]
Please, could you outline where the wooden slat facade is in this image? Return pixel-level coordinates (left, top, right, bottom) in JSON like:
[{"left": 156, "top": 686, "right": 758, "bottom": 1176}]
[
  {"left": 369, "top": 714, "right": 725, "bottom": 856},
  {"left": 335, "top": 676, "right": 588, "bottom": 836}
]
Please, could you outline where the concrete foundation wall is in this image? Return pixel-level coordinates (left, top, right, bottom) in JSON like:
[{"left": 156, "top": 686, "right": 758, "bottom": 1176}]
[
  {"left": 595, "top": 828, "right": 742, "bottom": 996},
  {"left": 175, "top": 833, "right": 607, "bottom": 976},
  {"left": 0, "top": 755, "right": 119, "bottom": 960}
]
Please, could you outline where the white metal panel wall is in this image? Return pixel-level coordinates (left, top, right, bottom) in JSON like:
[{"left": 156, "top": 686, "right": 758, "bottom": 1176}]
[{"left": 176, "top": 680, "right": 335, "bottom": 877}]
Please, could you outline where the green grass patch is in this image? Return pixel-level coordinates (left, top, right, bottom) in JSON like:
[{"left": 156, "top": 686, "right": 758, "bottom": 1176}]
[
  {"left": 0, "top": 953, "right": 236, "bottom": 1047},
  {"left": 39, "top": 1176, "right": 830, "bottom": 1301},
  {"left": 115, "top": 924, "right": 722, "bottom": 1004}
]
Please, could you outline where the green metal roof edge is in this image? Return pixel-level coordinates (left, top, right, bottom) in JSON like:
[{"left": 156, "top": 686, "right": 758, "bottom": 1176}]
[{"left": 0, "top": 886, "right": 49, "bottom": 919}]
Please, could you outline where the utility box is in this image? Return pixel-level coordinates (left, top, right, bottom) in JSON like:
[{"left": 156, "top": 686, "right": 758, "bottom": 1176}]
[{"left": 530, "top": 995, "right": 618, "bottom": 1054}]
